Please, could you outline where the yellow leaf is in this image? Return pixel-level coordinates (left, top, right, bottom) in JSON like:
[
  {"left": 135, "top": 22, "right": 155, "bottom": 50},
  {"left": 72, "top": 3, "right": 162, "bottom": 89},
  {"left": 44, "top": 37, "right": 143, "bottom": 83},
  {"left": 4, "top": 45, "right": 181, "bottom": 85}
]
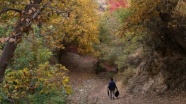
[
  {"left": 65, "top": 86, "right": 72, "bottom": 94},
  {"left": 64, "top": 77, "right": 69, "bottom": 83}
]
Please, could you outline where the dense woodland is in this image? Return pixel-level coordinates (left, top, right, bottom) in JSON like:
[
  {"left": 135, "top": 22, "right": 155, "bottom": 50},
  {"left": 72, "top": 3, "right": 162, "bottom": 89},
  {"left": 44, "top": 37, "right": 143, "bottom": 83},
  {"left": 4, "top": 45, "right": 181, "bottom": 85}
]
[{"left": 0, "top": 0, "right": 186, "bottom": 103}]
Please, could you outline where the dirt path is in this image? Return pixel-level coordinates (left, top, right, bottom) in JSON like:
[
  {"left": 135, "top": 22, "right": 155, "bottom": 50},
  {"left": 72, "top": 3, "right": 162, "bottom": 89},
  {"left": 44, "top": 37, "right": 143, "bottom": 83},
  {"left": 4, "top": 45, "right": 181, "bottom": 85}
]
[
  {"left": 67, "top": 70, "right": 186, "bottom": 104},
  {"left": 67, "top": 70, "right": 127, "bottom": 104},
  {"left": 61, "top": 53, "right": 128, "bottom": 103},
  {"left": 62, "top": 53, "right": 186, "bottom": 104}
]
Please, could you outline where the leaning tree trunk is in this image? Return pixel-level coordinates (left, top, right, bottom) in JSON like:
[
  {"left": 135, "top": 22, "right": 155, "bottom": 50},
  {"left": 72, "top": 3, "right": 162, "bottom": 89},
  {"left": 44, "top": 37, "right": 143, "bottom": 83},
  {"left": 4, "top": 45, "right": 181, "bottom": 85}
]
[
  {"left": 0, "top": 42, "right": 17, "bottom": 83},
  {"left": 0, "top": 0, "right": 44, "bottom": 83}
]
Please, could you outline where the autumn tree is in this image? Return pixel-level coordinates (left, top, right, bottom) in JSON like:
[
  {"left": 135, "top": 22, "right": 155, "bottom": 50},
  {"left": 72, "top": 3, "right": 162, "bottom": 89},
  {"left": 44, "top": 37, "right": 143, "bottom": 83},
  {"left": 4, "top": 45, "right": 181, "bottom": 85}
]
[
  {"left": 108, "top": 0, "right": 128, "bottom": 12},
  {"left": 118, "top": 0, "right": 186, "bottom": 90},
  {"left": 0, "top": 0, "right": 99, "bottom": 83}
]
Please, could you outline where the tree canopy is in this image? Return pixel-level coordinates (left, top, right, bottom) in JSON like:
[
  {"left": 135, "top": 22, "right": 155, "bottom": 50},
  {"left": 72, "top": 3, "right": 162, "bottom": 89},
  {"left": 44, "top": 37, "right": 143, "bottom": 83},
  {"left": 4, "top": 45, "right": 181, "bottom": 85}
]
[{"left": 0, "top": 0, "right": 99, "bottom": 83}]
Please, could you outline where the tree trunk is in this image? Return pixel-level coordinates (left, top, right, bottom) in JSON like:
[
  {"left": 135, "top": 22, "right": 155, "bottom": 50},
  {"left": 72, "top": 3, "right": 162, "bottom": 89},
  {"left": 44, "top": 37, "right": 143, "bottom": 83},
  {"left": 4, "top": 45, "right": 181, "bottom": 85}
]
[
  {"left": 0, "top": 42, "right": 17, "bottom": 82},
  {"left": 0, "top": 0, "right": 43, "bottom": 83}
]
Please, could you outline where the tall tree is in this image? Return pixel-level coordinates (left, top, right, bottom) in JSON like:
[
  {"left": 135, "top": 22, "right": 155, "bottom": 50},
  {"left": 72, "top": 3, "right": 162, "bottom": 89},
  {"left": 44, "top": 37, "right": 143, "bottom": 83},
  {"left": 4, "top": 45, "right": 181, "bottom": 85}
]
[
  {"left": 0, "top": 0, "right": 44, "bottom": 83},
  {"left": 0, "top": 0, "right": 99, "bottom": 83}
]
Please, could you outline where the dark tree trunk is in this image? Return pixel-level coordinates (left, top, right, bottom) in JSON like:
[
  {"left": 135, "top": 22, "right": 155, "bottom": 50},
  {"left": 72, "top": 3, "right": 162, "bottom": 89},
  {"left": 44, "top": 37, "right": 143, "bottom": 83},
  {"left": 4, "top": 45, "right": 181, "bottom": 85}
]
[
  {"left": 0, "top": 42, "right": 17, "bottom": 82},
  {"left": 58, "top": 48, "right": 63, "bottom": 63},
  {"left": 0, "top": 0, "right": 43, "bottom": 83}
]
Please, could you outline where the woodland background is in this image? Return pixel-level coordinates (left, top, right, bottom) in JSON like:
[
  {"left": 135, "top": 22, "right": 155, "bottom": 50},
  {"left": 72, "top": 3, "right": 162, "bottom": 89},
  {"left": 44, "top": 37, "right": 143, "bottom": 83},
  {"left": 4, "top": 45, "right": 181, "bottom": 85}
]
[{"left": 0, "top": 0, "right": 186, "bottom": 103}]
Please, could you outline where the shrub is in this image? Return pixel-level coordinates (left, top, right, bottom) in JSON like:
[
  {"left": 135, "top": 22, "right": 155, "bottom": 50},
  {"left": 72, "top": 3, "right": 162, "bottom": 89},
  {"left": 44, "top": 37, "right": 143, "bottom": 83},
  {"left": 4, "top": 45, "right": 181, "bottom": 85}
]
[
  {"left": 96, "top": 64, "right": 106, "bottom": 74},
  {"left": 10, "top": 34, "right": 52, "bottom": 70},
  {"left": 0, "top": 63, "right": 71, "bottom": 103},
  {"left": 98, "top": 7, "right": 142, "bottom": 71}
]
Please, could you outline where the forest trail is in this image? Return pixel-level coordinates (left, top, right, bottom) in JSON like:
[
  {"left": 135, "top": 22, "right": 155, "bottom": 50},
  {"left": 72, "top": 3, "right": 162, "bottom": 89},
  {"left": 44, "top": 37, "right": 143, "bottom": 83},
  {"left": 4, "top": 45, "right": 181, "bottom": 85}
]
[
  {"left": 68, "top": 69, "right": 128, "bottom": 104},
  {"left": 62, "top": 53, "right": 186, "bottom": 104}
]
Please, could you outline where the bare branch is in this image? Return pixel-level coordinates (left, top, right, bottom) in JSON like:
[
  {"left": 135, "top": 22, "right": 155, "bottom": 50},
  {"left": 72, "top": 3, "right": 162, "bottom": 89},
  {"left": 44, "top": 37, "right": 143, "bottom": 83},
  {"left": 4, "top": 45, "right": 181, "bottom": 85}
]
[{"left": 0, "top": 8, "right": 22, "bottom": 16}]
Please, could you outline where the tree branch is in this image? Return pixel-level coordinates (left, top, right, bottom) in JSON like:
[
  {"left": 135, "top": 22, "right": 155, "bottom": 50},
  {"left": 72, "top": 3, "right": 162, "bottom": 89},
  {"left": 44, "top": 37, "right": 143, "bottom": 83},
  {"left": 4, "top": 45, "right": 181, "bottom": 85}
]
[
  {"left": 27, "top": 3, "right": 48, "bottom": 26},
  {"left": 0, "top": 0, "right": 44, "bottom": 83},
  {"left": 0, "top": 8, "right": 22, "bottom": 16}
]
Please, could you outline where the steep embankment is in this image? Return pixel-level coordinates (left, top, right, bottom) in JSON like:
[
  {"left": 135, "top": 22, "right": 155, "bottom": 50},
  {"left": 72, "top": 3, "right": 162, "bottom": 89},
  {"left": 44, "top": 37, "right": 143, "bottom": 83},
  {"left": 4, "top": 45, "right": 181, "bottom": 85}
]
[
  {"left": 61, "top": 52, "right": 186, "bottom": 104},
  {"left": 126, "top": 0, "right": 186, "bottom": 94}
]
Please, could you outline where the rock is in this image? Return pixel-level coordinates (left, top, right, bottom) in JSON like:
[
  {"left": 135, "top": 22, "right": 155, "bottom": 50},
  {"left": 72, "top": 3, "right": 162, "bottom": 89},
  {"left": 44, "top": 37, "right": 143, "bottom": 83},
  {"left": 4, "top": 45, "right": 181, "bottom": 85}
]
[{"left": 127, "top": 61, "right": 169, "bottom": 94}]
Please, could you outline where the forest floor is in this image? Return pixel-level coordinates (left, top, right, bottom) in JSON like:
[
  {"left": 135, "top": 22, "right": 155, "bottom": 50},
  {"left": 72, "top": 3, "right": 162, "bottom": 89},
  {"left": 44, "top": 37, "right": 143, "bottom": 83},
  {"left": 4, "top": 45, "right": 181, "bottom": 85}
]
[{"left": 62, "top": 53, "right": 186, "bottom": 104}]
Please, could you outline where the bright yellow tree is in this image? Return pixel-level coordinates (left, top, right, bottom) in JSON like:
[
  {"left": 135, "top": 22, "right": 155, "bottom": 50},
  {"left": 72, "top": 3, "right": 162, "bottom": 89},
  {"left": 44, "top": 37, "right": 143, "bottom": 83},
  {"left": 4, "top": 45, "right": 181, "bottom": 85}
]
[
  {"left": 44, "top": 0, "right": 99, "bottom": 54},
  {"left": 0, "top": 0, "right": 99, "bottom": 82}
]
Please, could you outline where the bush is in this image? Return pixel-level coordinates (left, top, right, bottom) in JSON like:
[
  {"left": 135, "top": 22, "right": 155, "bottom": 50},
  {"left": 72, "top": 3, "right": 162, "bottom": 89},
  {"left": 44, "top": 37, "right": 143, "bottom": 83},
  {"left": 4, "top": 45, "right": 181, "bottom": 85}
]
[
  {"left": 10, "top": 35, "right": 52, "bottom": 70},
  {"left": 114, "top": 32, "right": 143, "bottom": 70},
  {"left": 0, "top": 63, "right": 71, "bottom": 104},
  {"left": 0, "top": 19, "right": 70, "bottom": 104},
  {"left": 29, "top": 91, "right": 67, "bottom": 104},
  {"left": 98, "top": 7, "right": 143, "bottom": 71},
  {"left": 95, "top": 64, "right": 106, "bottom": 74}
]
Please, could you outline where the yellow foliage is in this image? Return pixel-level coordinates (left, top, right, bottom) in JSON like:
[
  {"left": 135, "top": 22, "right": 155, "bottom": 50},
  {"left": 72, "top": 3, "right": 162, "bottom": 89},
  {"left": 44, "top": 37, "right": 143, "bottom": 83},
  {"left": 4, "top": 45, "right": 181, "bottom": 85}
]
[
  {"left": 0, "top": 62, "right": 71, "bottom": 101},
  {"left": 119, "top": 0, "right": 182, "bottom": 37},
  {"left": 0, "top": 0, "right": 100, "bottom": 56},
  {"left": 42, "top": 0, "right": 100, "bottom": 55},
  {"left": 65, "top": 85, "right": 72, "bottom": 95},
  {"left": 120, "top": 0, "right": 161, "bottom": 35}
]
